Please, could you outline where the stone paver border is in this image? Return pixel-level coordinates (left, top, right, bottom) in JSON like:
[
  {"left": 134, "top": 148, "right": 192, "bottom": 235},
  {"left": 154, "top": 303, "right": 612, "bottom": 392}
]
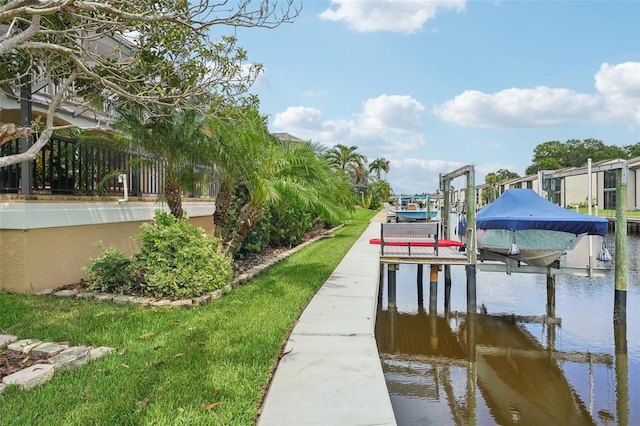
[{"left": 0, "top": 334, "right": 115, "bottom": 392}]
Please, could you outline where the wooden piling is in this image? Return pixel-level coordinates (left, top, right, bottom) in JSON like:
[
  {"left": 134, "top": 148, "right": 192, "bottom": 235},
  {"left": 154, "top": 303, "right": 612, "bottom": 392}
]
[
  {"left": 546, "top": 273, "right": 556, "bottom": 351},
  {"left": 417, "top": 265, "right": 424, "bottom": 310},
  {"left": 444, "top": 265, "right": 452, "bottom": 313},
  {"left": 429, "top": 264, "right": 438, "bottom": 313},
  {"left": 614, "top": 168, "right": 628, "bottom": 324},
  {"left": 466, "top": 264, "right": 477, "bottom": 315},
  {"left": 387, "top": 264, "right": 397, "bottom": 308},
  {"left": 615, "top": 323, "right": 629, "bottom": 426}
]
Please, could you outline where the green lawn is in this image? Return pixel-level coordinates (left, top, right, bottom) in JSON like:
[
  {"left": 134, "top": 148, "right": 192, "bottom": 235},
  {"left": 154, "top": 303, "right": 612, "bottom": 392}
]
[{"left": 0, "top": 208, "right": 378, "bottom": 426}]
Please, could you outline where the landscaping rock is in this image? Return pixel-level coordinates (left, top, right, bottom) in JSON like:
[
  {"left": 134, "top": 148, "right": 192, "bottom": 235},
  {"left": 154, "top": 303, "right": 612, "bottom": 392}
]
[
  {"left": 76, "top": 292, "right": 97, "bottom": 300},
  {"left": 54, "top": 289, "right": 78, "bottom": 298},
  {"left": 8, "top": 339, "right": 43, "bottom": 353},
  {"left": 170, "top": 299, "right": 192, "bottom": 309},
  {"left": 93, "top": 293, "right": 114, "bottom": 303},
  {"left": 0, "top": 334, "right": 18, "bottom": 348},
  {"left": 30, "top": 342, "right": 69, "bottom": 357},
  {"left": 2, "top": 364, "right": 54, "bottom": 389},
  {"left": 89, "top": 346, "right": 116, "bottom": 361},
  {"left": 49, "top": 346, "right": 91, "bottom": 370},
  {"left": 113, "top": 295, "right": 135, "bottom": 304}
]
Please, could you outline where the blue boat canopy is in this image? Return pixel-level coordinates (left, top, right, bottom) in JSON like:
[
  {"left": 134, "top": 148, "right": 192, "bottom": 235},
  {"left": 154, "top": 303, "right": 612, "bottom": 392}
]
[{"left": 477, "top": 189, "right": 608, "bottom": 236}]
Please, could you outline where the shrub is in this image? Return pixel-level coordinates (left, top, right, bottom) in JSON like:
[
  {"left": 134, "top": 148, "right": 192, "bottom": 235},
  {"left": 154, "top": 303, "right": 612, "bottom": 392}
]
[
  {"left": 268, "top": 206, "right": 313, "bottom": 248},
  {"left": 84, "top": 243, "right": 135, "bottom": 294},
  {"left": 131, "top": 210, "right": 233, "bottom": 299}
]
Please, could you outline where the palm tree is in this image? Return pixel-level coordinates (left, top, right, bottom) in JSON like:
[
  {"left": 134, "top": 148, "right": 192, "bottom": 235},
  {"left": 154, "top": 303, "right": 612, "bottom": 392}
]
[
  {"left": 368, "top": 157, "right": 390, "bottom": 181},
  {"left": 325, "top": 144, "right": 368, "bottom": 184},
  {"left": 113, "top": 106, "right": 209, "bottom": 218},
  {"left": 207, "top": 110, "right": 355, "bottom": 255}
]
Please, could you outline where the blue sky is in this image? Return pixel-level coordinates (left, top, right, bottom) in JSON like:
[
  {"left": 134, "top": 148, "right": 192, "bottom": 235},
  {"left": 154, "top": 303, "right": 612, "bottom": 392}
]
[{"left": 235, "top": 0, "right": 640, "bottom": 194}]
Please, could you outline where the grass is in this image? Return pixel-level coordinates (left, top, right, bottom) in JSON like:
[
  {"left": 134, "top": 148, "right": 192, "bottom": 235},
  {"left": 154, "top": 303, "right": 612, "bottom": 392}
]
[
  {"left": 0, "top": 208, "right": 378, "bottom": 426},
  {"left": 575, "top": 207, "right": 640, "bottom": 217}
]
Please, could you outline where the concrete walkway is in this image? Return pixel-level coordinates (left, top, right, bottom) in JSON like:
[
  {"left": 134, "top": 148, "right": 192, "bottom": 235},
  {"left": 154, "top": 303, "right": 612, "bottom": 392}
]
[{"left": 257, "top": 211, "right": 396, "bottom": 426}]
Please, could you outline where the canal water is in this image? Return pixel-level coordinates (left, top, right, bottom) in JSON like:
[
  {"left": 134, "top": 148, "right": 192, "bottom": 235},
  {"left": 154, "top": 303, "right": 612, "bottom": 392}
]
[{"left": 375, "top": 230, "right": 639, "bottom": 426}]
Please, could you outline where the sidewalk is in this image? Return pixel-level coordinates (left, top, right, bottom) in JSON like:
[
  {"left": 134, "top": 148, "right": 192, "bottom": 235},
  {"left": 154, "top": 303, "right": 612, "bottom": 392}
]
[{"left": 257, "top": 211, "right": 396, "bottom": 426}]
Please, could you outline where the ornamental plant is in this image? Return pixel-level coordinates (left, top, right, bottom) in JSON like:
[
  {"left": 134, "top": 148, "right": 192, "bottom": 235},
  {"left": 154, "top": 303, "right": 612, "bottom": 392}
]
[
  {"left": 84, "top": 210, "right": 232, "bottom": 299},
  {"left": 131, "top": 210, "right": 233, "bottom": 299}
]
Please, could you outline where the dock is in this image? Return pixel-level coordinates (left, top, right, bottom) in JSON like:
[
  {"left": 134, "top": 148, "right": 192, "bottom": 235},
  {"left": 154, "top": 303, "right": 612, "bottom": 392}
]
[{"left": 379, "top": 244, "right": 467, "bottom": 266}]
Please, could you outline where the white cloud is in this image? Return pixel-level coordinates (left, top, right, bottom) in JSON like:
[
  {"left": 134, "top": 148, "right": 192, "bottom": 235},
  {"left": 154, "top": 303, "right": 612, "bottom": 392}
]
[
  {"left": 434, "top": 87, "right": 601, "bottom": 128},
  {"left": 273, "top": 106, "right": 324, "bottom": 131},
  {"left": 272, "top": 94, "right": 427, "bottom": 153},
  {"left": 433, "top": 61, "right": 640, "bottom": 129},
  {"left": 319, "top": 0, "right": 466, "bottom": 34},
  {"left": 594, "top": 62, "right": 640, "bottom": 126}
]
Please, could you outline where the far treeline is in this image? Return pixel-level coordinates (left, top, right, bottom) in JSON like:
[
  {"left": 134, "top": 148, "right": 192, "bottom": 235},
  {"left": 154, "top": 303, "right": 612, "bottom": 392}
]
[{"left": 486, "top": 138, "right": 640, "bottom": 185}]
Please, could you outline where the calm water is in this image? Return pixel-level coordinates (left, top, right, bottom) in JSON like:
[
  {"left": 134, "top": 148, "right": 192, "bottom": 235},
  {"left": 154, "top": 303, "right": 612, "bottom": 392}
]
[{"left": 375, "top": 229, "right": 639, "bottom": 426}]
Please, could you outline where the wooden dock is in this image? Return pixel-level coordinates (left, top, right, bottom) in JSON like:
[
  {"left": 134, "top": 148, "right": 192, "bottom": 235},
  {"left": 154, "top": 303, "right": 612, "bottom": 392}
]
[{"left": 379, "top": 245, "right": 468, "bottom": 265}]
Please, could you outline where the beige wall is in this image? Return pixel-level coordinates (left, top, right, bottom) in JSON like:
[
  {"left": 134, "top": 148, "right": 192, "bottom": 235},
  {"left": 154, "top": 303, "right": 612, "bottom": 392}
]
[{"left": 0, "top": 200, "right": 215, "bottom": 294}]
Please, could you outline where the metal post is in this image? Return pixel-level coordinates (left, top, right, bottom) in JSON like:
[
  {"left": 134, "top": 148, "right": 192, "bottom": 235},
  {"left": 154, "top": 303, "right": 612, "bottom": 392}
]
[
  {"left": 387, "top": 264, "right": 397, "bottom": 309},
  {"left": 614, "top": 168, "right": 628, "bottom": 324},
  {"left": 429, "top": 264, "right": 438, "bottom": 314},
  {"left": 20, "top": 74, "right": 33, "bottom": 195},
  {"left": 588, "top": 158, "right": 593, "bottom": 275},
  {"left": 442, "top": 178, "right": 451, "bottom": 241}
]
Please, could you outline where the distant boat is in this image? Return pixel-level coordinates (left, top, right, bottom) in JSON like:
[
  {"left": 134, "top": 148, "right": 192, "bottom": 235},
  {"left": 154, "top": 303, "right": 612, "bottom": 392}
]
[
  {"left": 387, "top": 194, "right": 441, "bottom": 223},
  {"left": 474, "top": 189, "right": 608, "bottom": 267},
  {"left": 392, "top": 208, "right": 440, "bottom": 222}
]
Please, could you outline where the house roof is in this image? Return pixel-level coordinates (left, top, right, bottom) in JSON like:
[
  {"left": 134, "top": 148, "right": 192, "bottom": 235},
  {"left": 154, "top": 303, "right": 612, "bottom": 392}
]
[{"left": 272, "top": 132, "right": 304, "bottom": 143}]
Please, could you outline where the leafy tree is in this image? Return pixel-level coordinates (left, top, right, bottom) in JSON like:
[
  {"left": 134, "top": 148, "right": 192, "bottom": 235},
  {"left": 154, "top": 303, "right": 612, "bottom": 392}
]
[
  {"left": 112, "top": 106, "right": 210, "bottom": 218},
  {"left": 525, "top": 141, "right": 567, "bottom": 174},
  {"left": 207, "top": 110, "right": 355, "bottom": 255},
  {"left": 369, "top": 157, "right": 390, "bottom": 181},
  {"left": 366, "top": 179, "right": 393, "bottom": 210},
  {"left": 483, "top": 169, "right": 520, "bottom": 203},
  {"left": 0, "top": 0, "right": 298, "bottom": 168},
  {"left": 625, "top": 142, "right": 640, "bottom": 158},
  {"left": 325, "top": 144, "right": 368, "bottom": 184},
  {"left": 525, "top": 138, "right": 631, "bottom": 175}
]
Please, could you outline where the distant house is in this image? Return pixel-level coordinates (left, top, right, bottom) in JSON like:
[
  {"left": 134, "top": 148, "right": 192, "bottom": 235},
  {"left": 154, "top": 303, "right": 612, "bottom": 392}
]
[
  {"left": 272, "top": 132, "right": 305, "bottom": 144},
  {"left": 475, "top": 156, "right": 640, "bottom": 211}
]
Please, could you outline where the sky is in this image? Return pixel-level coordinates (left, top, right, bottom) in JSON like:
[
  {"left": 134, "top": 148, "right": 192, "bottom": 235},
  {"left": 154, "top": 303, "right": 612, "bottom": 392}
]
[{"left": 234, "top": 0, "right": 640, "bottom": 194}]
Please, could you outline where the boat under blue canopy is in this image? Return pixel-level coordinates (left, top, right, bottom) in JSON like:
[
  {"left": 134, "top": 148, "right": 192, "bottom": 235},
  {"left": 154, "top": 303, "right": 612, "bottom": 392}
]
[{"left": 477, "top": 189, "right": 608, "bottom": 236}]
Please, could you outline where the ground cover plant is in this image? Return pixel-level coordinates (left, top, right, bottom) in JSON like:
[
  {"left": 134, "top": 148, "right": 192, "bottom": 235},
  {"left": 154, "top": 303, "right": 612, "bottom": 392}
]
[{"left": 0, "top": 208, "right": 377, "bottom": 425}]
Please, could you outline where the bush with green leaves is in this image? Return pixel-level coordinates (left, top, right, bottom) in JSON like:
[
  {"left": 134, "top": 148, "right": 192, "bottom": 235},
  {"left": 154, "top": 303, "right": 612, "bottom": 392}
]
[
  {"left": 84, "top": 244, "right": 135, "bottom": 294},
  {"left": 131, "top": 210, "right": 233, "bottom": 299},
  {"left": 84, "top": 211, "right": 232, "bottom": 299},
  {"left": 268, "top": 206, "right": 313, "bottom": 248}
]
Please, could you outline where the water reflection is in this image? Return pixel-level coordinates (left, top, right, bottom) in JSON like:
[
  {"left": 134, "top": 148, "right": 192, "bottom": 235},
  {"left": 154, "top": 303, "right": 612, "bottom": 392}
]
[{"left": 376, "top": 234, "right": 639, "bottom": 426}]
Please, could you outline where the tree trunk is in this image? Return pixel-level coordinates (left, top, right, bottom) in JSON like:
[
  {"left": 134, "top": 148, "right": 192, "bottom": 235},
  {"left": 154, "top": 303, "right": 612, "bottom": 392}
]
[
  {"left": 165, "top": 181, "right": 184, "bottom": 219},
  {"left": 213, "top": 189, "right": 233, "bottom": 239},
  {"left": 223, "top": 203, "right": 263, "bottom": 256}
]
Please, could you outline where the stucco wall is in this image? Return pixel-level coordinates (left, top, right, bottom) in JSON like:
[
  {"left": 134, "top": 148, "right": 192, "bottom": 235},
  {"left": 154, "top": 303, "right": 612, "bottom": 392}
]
[{"left": 0, "top": 199, "right": 215, "bottom": 293}]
